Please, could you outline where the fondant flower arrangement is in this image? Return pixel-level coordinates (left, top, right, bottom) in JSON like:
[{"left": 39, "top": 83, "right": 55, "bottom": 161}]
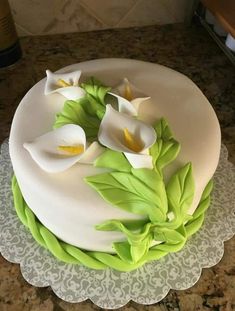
[
  {"left": 23, "top": 69, "right": 213, "bottom": 266},
  {"left": 24, "top": 70, "right": 156, "bottom": 171}
]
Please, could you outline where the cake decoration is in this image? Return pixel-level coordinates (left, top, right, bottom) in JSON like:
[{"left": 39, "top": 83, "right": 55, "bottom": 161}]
[
  {"left": 57, "top": 145, "right": 84, "bottom": 155},
  {"left": 150, "top": 118, "right": 180, "bottom": 175},
  {"left": 113, "top": 77, "right": 150, "bottom": 113},
  {"left": 123, "top": 128, "right": 142, "bottom": 152},
  {"left": 85, "top": 116, "right": 195, "bottom": 264},
  {"left": 97, "top": 104, "right": 156, "bottom": 169},
  {"left": 23, "top": 124, "right": 104, "bottom": 173},
  {"left": 108, "top": 92, "right": 138, "bottom": 116},
  {"left": 44, "top": 69, "right": 86, "bottom": 100},
  {"left": 53, "top": 78, "right": 111, "bottom": 141},
  {"left": 10, "top": 61, "right": 220, "bottom": 272},
  {"left": 11, "top": 171, "right": 213, "bottom": 271}
]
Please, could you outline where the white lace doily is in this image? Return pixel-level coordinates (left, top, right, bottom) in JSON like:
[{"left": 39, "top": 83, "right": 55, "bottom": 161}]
[{"left": 0, "top": 140, "right": 234, "bottom": 309}]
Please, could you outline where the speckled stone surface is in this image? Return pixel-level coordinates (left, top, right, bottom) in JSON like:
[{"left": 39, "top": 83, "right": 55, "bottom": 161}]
[{"left": 0, "top": 23, "right": 235, "bottom": 310}]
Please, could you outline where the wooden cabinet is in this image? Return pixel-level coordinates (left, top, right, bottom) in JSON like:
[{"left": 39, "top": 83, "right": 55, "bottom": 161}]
[{"left": 202, "top": 0, "right": 235, "bottom": 37}]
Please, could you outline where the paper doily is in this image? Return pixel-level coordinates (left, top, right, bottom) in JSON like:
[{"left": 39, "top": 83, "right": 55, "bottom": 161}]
[{"left": 0, "top": 140, "right": 234, "bottom": 309}]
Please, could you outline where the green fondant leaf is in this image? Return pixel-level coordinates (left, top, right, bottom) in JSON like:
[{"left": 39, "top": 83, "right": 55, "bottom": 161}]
[
  {"left": 151, "top": 240, "right": 186, "bottom": 252},
  {"left": 183, "top": 214, "right": 193, "bottom": 223},
  {"left": 191, "top": 196, "right": 210, "bottom": 220},
  {"left": 153, "top": 227, "right": 186, "bottom": 244},
  {"left": 96, "top": 109, "right": 105, "bottom": 120},
  {"left": 131, "top": 168, "right": 168, "bottom": 215},
  {"left": 166, "top": 163, "right": 195, "bottom": 216},
  {"left": 131, "top": 168, "right": 160, "bottom": 191},
  {"left": 154, "top": 118, "right": 173, "bottom": 140},
  {"left": 150, "top": 118, "right": 180, "bottom": 173},
  {"left": 96, "top": 218, "right": 147, "bottom": 231},
  {"left": 53, "top": 76, "right": 110, "bottom": 141},
  {"left": 110, "top": 172, "right": 166, "bottom": 222},
  {"left": 199, "top": 179, "right": 213, "bottom": 202},
  {"left": 96, "top": 220, "right": 152, "bottom": 243},
  {"left": 185, "top": 213, "right": 205, "bottom": 237},
  {"left": 130, "top": 235, "right": 152, "bottom": 263},
  {"left": 81, "top": 77, "right": 111, "bottom": 106},
  {"left": 113, "top": 234, "right": 152, "bottom": 264},
  {"left": 113, "top": 241, "right": 133, "bottom": 263},
  {"left": 150, "top": 139, "right": 162, "bottom": 167},
  {"left": 150, "top": 138, "right": 180, "bottom": 173},
  {"left": 81, "top": 94, "right": 105, "bottom": 120},
  {"left": 187, "top": 180, "right": 213, "bottom": 226},
  {"left": 95, "top": 149, "right": 131, "bottom": 172},
  {"left": 99, "top": 221, "right": 153, "bottom": 263},
  {"left": 85, "top": 172, "right": 166, "bottom": 222},
  {"left": 176, "top": 223, "right": 187, "bottom": 237},
  {"left": 53, "top": 99, "right": 100, "bottom": 141}
]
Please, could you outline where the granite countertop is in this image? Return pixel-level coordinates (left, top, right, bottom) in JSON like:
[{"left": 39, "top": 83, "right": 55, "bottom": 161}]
[{"left": 0, "top": 23, "right": 234, "bottom": 310}]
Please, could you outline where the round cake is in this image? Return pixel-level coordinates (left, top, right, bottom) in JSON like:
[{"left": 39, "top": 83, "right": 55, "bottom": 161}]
[{"left": 9, "top": 59, "right": 221, "bottom": 270}]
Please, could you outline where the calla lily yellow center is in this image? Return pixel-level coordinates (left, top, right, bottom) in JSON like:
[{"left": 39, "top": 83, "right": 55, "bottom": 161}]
[
  {"left": 44, "top": 69, "right": 85, "bottom": 100},
  {"left": 123, "top": 128, "right": 143, "bottom": 152},
  {"left": 57, "top": 145, "right": 84, "bottom": 155},
  {"left": 57, "top": 79, "right": 72, "bottom": 87},
  {"left": 124, "top": 83, "right": 133, "bottom": 101}
]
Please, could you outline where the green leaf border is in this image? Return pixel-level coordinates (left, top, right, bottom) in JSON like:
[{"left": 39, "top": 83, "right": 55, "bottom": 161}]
[{"left": 12, "top": 175, "right": 213, "bottom": 271}]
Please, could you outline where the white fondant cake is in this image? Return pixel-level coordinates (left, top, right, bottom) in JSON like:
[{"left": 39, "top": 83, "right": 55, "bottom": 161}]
[{"left": 9, "top": 59, "right": 221, "bottom": 253}]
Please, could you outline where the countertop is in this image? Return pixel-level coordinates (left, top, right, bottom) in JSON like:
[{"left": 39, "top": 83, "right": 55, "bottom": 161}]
[{"left": 0, "top": 23, "right": 234, "bottom": 311}]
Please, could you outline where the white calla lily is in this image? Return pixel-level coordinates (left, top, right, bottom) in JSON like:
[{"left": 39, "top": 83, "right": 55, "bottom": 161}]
[
  {"left": 44, "top": 69, "right": 86, "bottom": 100},
  {"left": 111, "top": 78, "right": 150, "bottom": 115},
  {"left": 98, "top": 105, "right": 156, "bottom": 169},
  {"left": 108, "top": 92, "right": 137, "bottom": 116},
  {"left": 24, "top": 124, "right": 104, "bottom": 173}
]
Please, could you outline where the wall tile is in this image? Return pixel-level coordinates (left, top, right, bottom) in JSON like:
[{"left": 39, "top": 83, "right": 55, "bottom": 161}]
[
  {"left": 161, "top": 0, "right": 189, "bottom": 22},
  {"left": 9, "top": 0, "right": 64, "bottom": 35},
  {"left": 42, "top": 0, "right": 105, "bottom": 35},
  {"left": 8, "top": 0, "right": 191, "bottom": 36},
  {"left": 79, "top": 0, "right": 137, "bottom": 27},
  {"left": 118, "top": 0, "right": 189, "bottom": 27},
  {"left": 14, "top": 24, "right": 33, "bottom": 37}
]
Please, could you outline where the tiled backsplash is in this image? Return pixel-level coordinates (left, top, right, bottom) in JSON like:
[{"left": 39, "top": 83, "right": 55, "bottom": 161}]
[{"left": 9, "top": 0, "right": 191, "bottom": 36}]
